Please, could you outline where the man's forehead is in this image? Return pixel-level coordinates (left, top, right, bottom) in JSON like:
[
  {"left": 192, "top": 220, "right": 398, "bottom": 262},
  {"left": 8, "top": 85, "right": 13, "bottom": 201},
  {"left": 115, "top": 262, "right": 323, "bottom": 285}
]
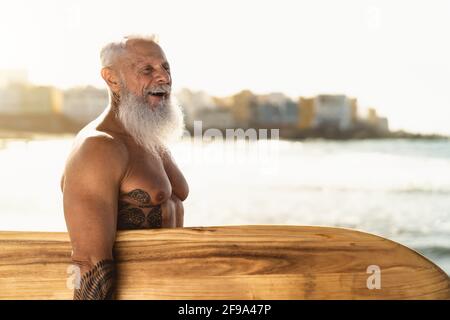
[{"left": 122, "top": 39, "right": 168, "bottom": 65}]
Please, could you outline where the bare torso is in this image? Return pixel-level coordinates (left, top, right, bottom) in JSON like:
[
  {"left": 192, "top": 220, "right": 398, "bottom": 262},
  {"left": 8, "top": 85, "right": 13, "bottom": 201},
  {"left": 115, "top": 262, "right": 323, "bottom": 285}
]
[{"left": 61, "top": 112, "right": 188, "bottom": 230}]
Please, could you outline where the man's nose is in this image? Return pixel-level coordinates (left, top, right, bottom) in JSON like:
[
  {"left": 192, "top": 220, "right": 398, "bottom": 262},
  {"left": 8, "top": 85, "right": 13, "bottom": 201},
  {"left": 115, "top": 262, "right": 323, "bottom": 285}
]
[{"left": 154, "top": 67, "right": 171, "bottom": 84}]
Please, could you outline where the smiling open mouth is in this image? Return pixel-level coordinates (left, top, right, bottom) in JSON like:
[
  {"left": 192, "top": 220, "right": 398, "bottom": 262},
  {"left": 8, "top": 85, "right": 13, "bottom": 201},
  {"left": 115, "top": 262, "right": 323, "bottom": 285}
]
[
  {"left": 149, "top": 92, "right": 165, "bottom": 97},
  {"left": 147, "top": 91, "right": 169, "bottom": 99}
]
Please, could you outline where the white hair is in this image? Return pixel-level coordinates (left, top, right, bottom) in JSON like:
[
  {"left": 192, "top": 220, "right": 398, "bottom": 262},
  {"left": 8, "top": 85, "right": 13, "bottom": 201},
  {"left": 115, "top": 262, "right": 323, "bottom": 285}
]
[{"left": 100, "top": 34, "right": 159, "bottom": 68}]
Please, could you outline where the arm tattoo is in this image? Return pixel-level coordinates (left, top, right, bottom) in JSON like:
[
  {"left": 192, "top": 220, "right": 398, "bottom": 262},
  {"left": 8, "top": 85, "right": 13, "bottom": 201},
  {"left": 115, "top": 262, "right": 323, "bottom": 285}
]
[
  {"left": 117, "top": 189, "right": 162, "bottom": 230},
  {"left": 73, "top": 259, "right": 116, "bottom": 300}
]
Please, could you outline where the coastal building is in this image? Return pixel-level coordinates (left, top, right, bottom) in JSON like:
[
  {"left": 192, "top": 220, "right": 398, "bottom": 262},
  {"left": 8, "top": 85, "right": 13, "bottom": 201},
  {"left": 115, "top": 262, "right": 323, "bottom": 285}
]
[
  {"left": 297, "top": 95, "right": 359, "bottom": 131},
  {"left": 24, "top": 86, "right": 62, "bottom": 114},
  {"left": 256, "top": 102, "right": 280, "bottom": 125},
  {"left": 367, "top": 108, "right": 377, "bottom": 125},
  {"left": 377, "top": 117, "right": 389, "bottom": 133},
  {"left": 367, "top": 108, "right": 389, "bottom": 133},
  {"left": 298, "top": 97, "right": 315, "bottom": 129},
  {"left": 61, "top": 86, "right": 108, "bottom": 124},
  {"left": 256, "top": 93, "right": 297, "bottom": 127},
  {"left": 194, "top": 107, "right": 235, "bottom": 129},
  {"left": 0, "top": 84, "right": 26, "bottom": 114},
  {"left": 0, "top": 84, "right": 61, "bottom": 114},
  {"left": 176, "top": 88, "right": 218, "bottom": 128},
  {"left": 349, "top": 98, "right": 358, "bottom": 125},
  {"left": 313, "top": 94, "right": 353, "bottom": 130},
  {"left": 281, "top": 100, "right": 298, "bottom": 126},
  {"left": 230, "top": 90, "right": 258, "bottom": 127}
]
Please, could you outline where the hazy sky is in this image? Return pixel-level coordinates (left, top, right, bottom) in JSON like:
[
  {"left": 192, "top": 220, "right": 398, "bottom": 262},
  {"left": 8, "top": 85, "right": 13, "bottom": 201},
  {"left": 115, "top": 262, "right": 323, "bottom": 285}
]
[{"left": 0, "top": 0, "right": 449, "bottom": 134}]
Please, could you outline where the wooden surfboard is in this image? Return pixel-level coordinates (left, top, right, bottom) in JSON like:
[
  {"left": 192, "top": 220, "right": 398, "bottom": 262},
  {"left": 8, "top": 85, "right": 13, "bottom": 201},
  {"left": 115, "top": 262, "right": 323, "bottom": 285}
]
[{"left": 0, "top": 225, "right": 448, "bottom": 300}]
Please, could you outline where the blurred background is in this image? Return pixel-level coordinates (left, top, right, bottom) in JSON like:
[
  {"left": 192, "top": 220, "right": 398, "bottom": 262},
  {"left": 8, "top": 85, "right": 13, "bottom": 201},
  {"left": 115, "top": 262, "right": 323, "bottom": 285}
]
[{"left": 0, "top": 0, "right": 449, "bottom": 275}]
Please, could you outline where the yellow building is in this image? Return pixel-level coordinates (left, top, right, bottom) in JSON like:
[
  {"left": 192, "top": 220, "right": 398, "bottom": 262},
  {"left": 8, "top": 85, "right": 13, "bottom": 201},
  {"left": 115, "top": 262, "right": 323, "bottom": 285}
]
[
  {"left": 23, "top": 86, "right": 62, "bottom": 114},
  {"left": 298, "top": 97, "right": 315, "bottom": 129},
  {"left": 230, "top": 90, "right": 257, "bottom": 127},
  {"left": 367, "top": 107, "right": 389, "bottom": 133},
  {"left": 0, "top": 84, "right": 62, "bottom": 115},
  {"left": 367, "top": 108, "right": 378, "bottom": 125},
  {"left": 349, "top": 98, "right": 358, "bottom": 124}
]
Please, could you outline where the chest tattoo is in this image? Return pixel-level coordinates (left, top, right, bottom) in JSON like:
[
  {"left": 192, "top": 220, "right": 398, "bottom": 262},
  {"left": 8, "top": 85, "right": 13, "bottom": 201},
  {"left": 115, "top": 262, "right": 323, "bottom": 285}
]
[{"left": 117, "top": 189, "right": 162, "bottom": 230}]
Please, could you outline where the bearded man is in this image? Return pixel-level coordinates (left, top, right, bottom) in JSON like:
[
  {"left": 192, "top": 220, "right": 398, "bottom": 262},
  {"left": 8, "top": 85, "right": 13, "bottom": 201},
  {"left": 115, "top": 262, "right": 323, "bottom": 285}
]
[{"left": 61, "top": 35, "right": 189, "bottom": 300}]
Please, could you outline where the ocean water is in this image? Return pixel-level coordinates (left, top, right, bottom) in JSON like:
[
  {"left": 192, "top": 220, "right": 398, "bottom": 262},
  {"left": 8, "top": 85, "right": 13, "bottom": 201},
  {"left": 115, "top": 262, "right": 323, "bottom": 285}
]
[{"left": 0, "top": 136, "right": 449, "bottom": 275}]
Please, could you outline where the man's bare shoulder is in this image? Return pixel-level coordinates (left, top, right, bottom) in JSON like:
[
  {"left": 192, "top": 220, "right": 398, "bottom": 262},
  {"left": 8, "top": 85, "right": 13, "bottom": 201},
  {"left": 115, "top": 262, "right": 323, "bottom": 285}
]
[
  {"left": 62, "top": 129, "right": 129, "bottom": 186},
  {"left": 74, "top": 129, "right": 128, "bottom": 160}
]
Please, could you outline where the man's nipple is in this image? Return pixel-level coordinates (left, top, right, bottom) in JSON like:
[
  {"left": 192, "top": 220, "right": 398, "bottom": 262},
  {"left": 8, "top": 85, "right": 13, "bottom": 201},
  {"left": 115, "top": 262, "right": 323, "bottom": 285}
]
[{"left": 155, "top": 191, "right": 166, "bottom": 203}]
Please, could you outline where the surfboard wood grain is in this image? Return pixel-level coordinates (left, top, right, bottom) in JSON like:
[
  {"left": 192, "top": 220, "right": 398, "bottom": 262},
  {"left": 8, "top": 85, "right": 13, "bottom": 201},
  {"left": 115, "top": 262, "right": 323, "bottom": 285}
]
[{"left": 0, "top": 225, "right": 448, "bottom": 299}]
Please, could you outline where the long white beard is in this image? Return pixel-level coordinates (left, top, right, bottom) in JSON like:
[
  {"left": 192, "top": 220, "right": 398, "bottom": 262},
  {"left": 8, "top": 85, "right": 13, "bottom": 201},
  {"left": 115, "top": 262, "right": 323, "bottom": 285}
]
[{"left": 116, "top": 89, "right": 185, "bottom": 154}]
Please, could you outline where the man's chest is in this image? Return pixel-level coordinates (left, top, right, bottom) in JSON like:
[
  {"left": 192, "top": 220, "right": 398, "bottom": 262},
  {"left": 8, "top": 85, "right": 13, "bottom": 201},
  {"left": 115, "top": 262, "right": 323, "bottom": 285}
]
[
  {"left": 115, "top": 147, "right": 188, "bottom": 230},
  {"left": 116, "top": 154, "right": 171, "bottom": 230},
  {"left": 119, "top": 154, "right": 173, "bottom": 207}
]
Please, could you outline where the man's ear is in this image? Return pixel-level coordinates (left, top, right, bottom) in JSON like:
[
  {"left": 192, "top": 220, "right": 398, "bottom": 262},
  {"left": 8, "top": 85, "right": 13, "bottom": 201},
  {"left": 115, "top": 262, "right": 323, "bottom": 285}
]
[{"left": 101, "top": 67, "right": 121, "bottom": 93}]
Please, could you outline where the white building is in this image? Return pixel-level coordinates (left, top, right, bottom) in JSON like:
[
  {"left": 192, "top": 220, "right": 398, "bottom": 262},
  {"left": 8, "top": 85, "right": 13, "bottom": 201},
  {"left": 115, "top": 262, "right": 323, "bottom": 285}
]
[
  {"left": 0, "top": 84, "right": 25, "bottom": 114},
  {"left": 62, "top": 86, "right": 108, "bottom": 124},
  {"left": 195, "top": 107, "right": 235, "bottom": 129},
  {"left": 313, "top": 94, "right": 353, "bottom": 130},
  {"left": 176, "top": 88, "right": 218, "bottom": 126},
  {"left": 0, "top": 84, "right": 61, "bottom": 115},
  {"left": 377, "top": 117, "right": 389, "bottom": 133}
]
